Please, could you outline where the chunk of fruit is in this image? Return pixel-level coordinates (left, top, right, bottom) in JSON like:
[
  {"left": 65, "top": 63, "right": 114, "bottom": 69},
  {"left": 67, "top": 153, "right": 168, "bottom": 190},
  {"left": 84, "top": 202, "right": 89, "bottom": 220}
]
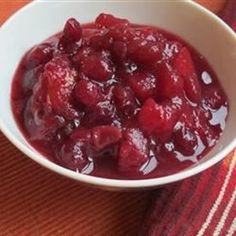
[
  {"left": 174, "top": 47, "right": 201, "bottom": 103},
  {"left": 75, "top": 80, "right": 104, "bottom": 107},
  {"left": 24, "top": 43, "right": 53, "bottom": 69},
  {"left": 113, "top": 85, "right": 136, "bottom": 115},
  {"left": 72, "top": 47, "right": 94, "bottom": 68},
  {"left": 58, "top": 127, "right": 93, "bottom": 171},
  {"left": 193, "top": 107, "right": 211, "bottom": 128},
  {"left": 138, "top": 98, "right": 180, "bottom": 136},
  {"left": 70, "top": 127, "right": 92, "bottom": 142},
  {"left": 28, "top": 76, "right": 66, "bottom": 141},
  {"left": 193, "top": 107, "right": 217, "bottom": 147},
  {"left": 174, "top": 125, "right": 198, "bottom": 156},
  {"left": 177, "top": 105, "right": 195, "bottom": 129},
  {"left": 34, "top": 115, "right": 65, "bottom": 141},
  {"left": 106, "top": 25, "right": 136, "bottom": 42},
  {"left": 92, "top": 126, "right": 122, "bottom": 151},
  {"left": 95, "top": 13, "right": 129, "bottom": 28},
  {"left": 88, "top": 33, "right": 113, "bottom": 50},
  {"left": 80, "top": 51, "right": 114, "bottom": 81},
  {"left": 58, "top": 37, "right": 81, "bottom": 55},
  {"left": 127, "top": 72, "right": 157, "bottom": 102},
  {"left": 127, "top": 39, "right": 163, "bottom": 66},
  {"left": 59, "top": 139, "right": 89, "bottom": 171},
  {"left": 197, "top": 124, "right": 217, "bottom": 147},
  {"left": 83, "top": 100, "right": 116, "bottom": 125},
  {"left": 157, "top": 63, "right": 183, "bottom": 99},
  {"left": 43, "top": 55, "right": 78, "bottom": 119},
  {"left": 25, "top": 97, "right": 65, "bottom": 141},
  {"left": 203, "top": 85, "right": 226, "bottom": 109},
  {"left": 118, "top": 128, "right": 149, "bottom": 171}
]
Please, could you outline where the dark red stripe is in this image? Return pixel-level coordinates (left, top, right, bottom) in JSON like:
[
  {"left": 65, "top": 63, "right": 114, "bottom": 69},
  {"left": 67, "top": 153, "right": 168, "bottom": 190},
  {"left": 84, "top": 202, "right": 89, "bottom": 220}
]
[
  {"left": 184, "top": 158, "right": 231, "bottom": 235},
  {"left": 148, "top": 179, "right": 192, "bottom": 235},
  {"left": 204, "top": 161, "right": 236, "bottom": 235},
  {"left": 178, "top": 163, "right": 221, "bottom": 235}
]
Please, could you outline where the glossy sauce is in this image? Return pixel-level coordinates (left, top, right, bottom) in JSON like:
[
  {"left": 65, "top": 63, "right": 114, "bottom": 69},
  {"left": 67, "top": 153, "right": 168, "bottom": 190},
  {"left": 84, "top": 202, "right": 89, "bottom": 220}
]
[{"left": 11, "top": 15, "right": 228, "bottom": 179}]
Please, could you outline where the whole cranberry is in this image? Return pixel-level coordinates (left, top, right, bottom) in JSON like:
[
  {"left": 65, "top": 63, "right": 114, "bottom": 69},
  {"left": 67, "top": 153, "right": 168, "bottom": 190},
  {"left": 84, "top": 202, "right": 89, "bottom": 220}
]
[
  {"left": 24, "top": 43, "right": 53, "bottom": 69},
  {"left": 63, "top": 18, "right": 82, "bottom": 42}
]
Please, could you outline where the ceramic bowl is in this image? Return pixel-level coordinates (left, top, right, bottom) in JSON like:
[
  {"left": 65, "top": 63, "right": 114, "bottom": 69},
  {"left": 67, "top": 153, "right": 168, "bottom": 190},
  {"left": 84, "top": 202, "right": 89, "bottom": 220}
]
[{"left": 0, "top": 0, "right": 235, "bottom": 190}]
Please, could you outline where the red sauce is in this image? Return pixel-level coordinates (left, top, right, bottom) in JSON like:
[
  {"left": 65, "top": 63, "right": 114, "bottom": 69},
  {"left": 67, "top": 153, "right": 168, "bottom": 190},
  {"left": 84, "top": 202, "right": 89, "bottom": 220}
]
[{"left": 11, "top": 14, "right": 228, "bottom": 179}]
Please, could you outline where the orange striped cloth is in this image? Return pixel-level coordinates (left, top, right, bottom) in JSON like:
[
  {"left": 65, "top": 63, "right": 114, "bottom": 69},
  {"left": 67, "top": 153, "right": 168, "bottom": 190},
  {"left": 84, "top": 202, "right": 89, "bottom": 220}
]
[{"left": 0, "top": 1, "right": 235, "bottom": 236}]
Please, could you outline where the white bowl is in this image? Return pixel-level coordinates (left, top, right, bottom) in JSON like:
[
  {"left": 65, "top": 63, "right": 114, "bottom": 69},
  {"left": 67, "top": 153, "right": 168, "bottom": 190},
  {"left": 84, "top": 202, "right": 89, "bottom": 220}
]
[{"left": 0, "top": 0, "right": 235, "bottom": 191}]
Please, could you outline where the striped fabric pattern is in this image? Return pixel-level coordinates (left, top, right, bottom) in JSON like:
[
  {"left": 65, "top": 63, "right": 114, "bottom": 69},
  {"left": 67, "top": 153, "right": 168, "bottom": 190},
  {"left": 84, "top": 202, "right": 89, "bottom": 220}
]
[
  {"left": 0, "top": 0, "right": 235, "bottom": 235},
  {"left": 141, "top": 152, "right": 236, "bottom": 236}
]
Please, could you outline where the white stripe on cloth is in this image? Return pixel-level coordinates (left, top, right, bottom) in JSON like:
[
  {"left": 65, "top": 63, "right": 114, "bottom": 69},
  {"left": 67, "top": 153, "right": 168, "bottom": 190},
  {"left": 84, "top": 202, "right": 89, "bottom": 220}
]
[
  {"left": 213, "top": 188, "right": 236, "bottom": 236},
  {"left": 227, "top": 217, "right": 236, "bottom": 236},
  {"left": 196, "top": 154, "right": 236, "bottom": 236}
]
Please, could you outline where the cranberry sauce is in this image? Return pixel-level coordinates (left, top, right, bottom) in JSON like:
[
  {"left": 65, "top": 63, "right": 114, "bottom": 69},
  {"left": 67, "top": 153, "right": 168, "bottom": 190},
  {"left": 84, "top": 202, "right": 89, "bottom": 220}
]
[{"left": 11, "top": 14, "right": 228, "bottom": 179}]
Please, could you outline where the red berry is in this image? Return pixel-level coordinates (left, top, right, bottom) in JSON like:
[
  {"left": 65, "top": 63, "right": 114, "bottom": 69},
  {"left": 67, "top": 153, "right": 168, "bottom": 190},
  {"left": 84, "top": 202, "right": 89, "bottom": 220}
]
[
  {"left": 84, "top": 100, "right": 116, "bottom": 125},
  {"left": 192, "top": 107, "right": 217, "bottom": 147},
  {"left": 58, "top": 18, "right": 82, "bottom": 54},
  {"left": 127, "top": 71, "right": 157, "bottom": 102},
  {"left": 63, "top": 18, "right": 82, "bottom": 42},
  {"left": 174, "top": 125, "right": 198, "bottom": 156},
  {"left": 203, "top": 85, "right": 226, "bottom": 109},
  {"left": 88, "top": 33, "right": 112, "bottom": 50},
  {"left": 95, "top": 13, "right": 129, "bottom": 28},
  {"left": 70, "top": 127, "right": 92, "bottom": 142},
  {"left": 197, "top": 124, "right": 217, "bottom": 147},
  {"left": 44, "top": 55, "right": 78, "bottom": 119},
  {"left": 75, "top": 80, "right": 104, "bottom": 107},
  {"left": 127, "top": 39, "right": 163, "bottom": 66},
  {"left": 106, "top": 25, "right": 135, "bottom": 42},
  {"left": 91, "top": 126, "right": 122, "bottom": 151},
  {"left": 72, "top": 47, "right": 94, "bottom": 68},
  {"left": 113, "top": 85, "right": 136, "bottom": 116},
  {"left": 178, "top": 105, "right": 195, "bottom": 129},
  {"left": 58, "top": 127, "right": 92, "bottom": 171},
  {"left": 118, "top": 128, "right": 149, "bottom": 171},
  {"left": 80, "top": 51, "right": 114, "bottom": 81},
  {"left": 174, "top": 47, "right": 201, "bottom": 103},
  {"left": 59, "top": 138, "right": 89, "bottom": 171},
  {"left": 24, "top": 43, "right": 53, "bottom": 69}
]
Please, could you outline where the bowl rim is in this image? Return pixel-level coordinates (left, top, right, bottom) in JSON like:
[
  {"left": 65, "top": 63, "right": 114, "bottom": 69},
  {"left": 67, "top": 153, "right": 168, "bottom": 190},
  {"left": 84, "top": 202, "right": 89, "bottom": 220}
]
[{"left": 0, "top": 0, "right": 236, "bottom": 189}]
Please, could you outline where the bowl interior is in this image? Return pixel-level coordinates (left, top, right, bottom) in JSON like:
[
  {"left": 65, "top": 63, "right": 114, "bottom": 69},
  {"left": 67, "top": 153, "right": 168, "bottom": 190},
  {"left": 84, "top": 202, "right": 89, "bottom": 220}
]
[{"left": 0, "top": 0, "right": 235, "bottom": 189}]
